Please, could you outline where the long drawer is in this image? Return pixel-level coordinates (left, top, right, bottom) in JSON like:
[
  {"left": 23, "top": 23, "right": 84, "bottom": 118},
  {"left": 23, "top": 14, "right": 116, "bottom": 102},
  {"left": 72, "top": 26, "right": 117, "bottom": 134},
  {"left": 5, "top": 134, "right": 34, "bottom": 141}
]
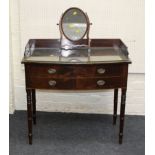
[
  {"left": 26, "top": 76, "right": 123, "bottom": 90},
  {"left": 25, "top": 64, "right": 123, "bottom": 78}
]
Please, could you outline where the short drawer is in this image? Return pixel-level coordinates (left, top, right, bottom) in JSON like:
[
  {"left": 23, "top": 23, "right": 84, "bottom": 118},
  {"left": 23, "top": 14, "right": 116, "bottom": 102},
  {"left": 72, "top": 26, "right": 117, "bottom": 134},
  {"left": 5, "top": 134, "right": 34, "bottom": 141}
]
[
  {"left": 27, "top": 77, "right": 76, "bottom": 89},
  {"left": 25, "top": 64, "right": 123, "bottom": 78},
  {"left": 76, "top": 77, "right": 123, "bottom": 89},
  {"left": 95, "top": 64, "right": 123, "bottom": 77}
]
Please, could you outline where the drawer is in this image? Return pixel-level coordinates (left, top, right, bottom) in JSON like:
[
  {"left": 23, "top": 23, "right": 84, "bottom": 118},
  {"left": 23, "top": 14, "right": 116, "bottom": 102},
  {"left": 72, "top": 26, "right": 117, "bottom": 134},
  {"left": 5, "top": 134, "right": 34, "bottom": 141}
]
[
  {"left": 76, "top": 77, "right": 123, "bottom": 89},
  {"left": 27, "top": 77, "right": 76, "bottom": 90},
  {"left": 95, "top": 64, "right": 123, "bottom": 77},
  {"left": 25, "top": 64, "right": 123, "bottom": 78},
  {"left": 26, "top": 76, "right": 123, "bottom": 90}
]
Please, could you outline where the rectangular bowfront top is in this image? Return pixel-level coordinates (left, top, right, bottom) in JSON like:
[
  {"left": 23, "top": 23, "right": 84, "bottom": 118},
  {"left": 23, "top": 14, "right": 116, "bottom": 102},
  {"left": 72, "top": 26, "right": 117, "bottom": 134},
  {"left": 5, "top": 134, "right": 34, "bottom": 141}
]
[{"left": 21, "top": 39, "right": 131, "bottom": 64}]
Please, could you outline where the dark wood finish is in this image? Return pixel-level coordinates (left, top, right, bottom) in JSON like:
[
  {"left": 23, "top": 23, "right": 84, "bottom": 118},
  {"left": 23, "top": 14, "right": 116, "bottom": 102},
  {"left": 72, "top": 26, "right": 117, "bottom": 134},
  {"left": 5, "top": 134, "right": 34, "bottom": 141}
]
[
  {"left": 28, "top": 77, "right": 76, "bottom": 90},
  {"left": 22, "top": 39, "right": 131, "bottom": 144},
  {"left": 26, "top": 76, "right": 123, "bottom": 90},
  {"left": 113, "top": 89, "right": 118, "bottom": 125},
  {"left": 25, "top": 64, "right": 123, "bottom": 78},
  {"left": 32, "top": 89, "right": 36, "bottom": 125},
  {"left": 119, "top": 88, "right": 127, "bottom": 144},
  {"left": 76, "top": 77, "right": 122, "bottom": 89},
  {"left": 26, "top": 89, "right": 33, "bottom": 144},
  {"left": 119, "top": 65, "right": 128, "bottom": 144}
]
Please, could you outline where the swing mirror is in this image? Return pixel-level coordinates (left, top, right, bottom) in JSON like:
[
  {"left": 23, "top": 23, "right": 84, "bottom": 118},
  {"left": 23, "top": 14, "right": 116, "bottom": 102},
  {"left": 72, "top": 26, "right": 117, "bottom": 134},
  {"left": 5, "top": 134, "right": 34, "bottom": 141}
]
[{"left": 60, "top": 7, "right": 89, "bottom": 41}]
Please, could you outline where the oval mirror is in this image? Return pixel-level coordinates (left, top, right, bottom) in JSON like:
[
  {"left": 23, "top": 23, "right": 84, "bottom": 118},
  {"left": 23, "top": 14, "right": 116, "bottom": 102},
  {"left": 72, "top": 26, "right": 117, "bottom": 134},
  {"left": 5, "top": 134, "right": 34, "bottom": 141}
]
[{"left": 61, "top": 7, "right": 89, "bottom": 41}]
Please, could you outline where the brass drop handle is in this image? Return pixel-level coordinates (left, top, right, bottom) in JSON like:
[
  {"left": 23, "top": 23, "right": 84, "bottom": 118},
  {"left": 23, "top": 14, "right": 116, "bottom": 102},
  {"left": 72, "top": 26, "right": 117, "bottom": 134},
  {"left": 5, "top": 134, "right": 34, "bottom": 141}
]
[
  {"left": 48, "top": 68, "right": 56, "bottom": 74},
  {"left": 97, "top": 80, "right": 105, "bottom": 86},
  {"left": 97, "top": 68, "right": 106, "bottom": 74},
  {"left": 48, "top": 80, "right": 56, "bottom": 86}
]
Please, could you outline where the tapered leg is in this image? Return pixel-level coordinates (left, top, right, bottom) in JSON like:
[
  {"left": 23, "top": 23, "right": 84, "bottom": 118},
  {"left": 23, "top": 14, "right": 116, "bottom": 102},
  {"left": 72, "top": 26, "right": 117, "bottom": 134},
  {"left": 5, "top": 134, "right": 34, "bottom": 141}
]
[
  {"left": 26, "top": 89, "right": 33, "bottom": 144},
  {"left": 119, "top": 88, "right": 127, "bottom": 144},
  {"left": 32, "top": 89, "right": 36, "bottom": 125},
  {"left": 113, "top": 89, "right": 118, "bottom": 125}
]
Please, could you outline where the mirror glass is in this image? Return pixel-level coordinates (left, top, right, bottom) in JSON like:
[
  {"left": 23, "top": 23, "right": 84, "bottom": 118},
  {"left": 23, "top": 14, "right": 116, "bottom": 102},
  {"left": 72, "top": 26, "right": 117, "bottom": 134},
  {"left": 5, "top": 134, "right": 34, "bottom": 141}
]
[{"left": 61, "top": 8, "right": 88, "bottom": 41}]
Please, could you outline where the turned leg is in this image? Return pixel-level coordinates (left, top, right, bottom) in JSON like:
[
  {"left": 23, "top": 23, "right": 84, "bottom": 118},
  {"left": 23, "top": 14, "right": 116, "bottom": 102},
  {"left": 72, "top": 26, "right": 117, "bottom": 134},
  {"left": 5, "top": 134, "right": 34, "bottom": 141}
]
[
  {"left": 113, "top": 89, "right": 118, "bottom": 125},
  {"left": 32, "top": 89, "right": 36, "bottom": 125},
  {"left": 119, "top": 88, "right": 127, "bottom": 144},
  {"left": 26, "top": 89, "right": 33, "bottom": 144}
]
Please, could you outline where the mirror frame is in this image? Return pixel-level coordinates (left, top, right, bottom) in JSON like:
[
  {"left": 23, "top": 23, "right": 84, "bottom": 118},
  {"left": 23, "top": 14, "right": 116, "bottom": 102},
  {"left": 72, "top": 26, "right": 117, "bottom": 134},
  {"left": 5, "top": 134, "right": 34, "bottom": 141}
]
[{"left": 60, "top": 7, "right": 90, "bottom": 42}]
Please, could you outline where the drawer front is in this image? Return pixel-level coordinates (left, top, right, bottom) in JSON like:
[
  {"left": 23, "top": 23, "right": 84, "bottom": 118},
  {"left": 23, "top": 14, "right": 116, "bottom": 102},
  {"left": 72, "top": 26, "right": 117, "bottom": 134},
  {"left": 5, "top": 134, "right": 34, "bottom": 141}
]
[
  {"left": 76, "top": 77, "right": 123, "bottom": 89},
  {"left": 25, "top": 64, "right": 123, "bottom": 78},
  {"left": 27, "top": 77, "right": 76, "bottom": 89},
  {"left": 26, "top": 76, "right": 123, "bottom": 90},
  {"left": 95, "top": 64, "right": 123, "bottom": 77}
]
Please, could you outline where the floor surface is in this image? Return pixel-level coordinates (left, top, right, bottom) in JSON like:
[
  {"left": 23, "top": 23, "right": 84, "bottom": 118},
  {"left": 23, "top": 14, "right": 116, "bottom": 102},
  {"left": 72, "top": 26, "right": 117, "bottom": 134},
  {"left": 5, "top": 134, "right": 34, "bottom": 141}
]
[{"left": 9, "top": 111, "right": 145, "bottom": 155}]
